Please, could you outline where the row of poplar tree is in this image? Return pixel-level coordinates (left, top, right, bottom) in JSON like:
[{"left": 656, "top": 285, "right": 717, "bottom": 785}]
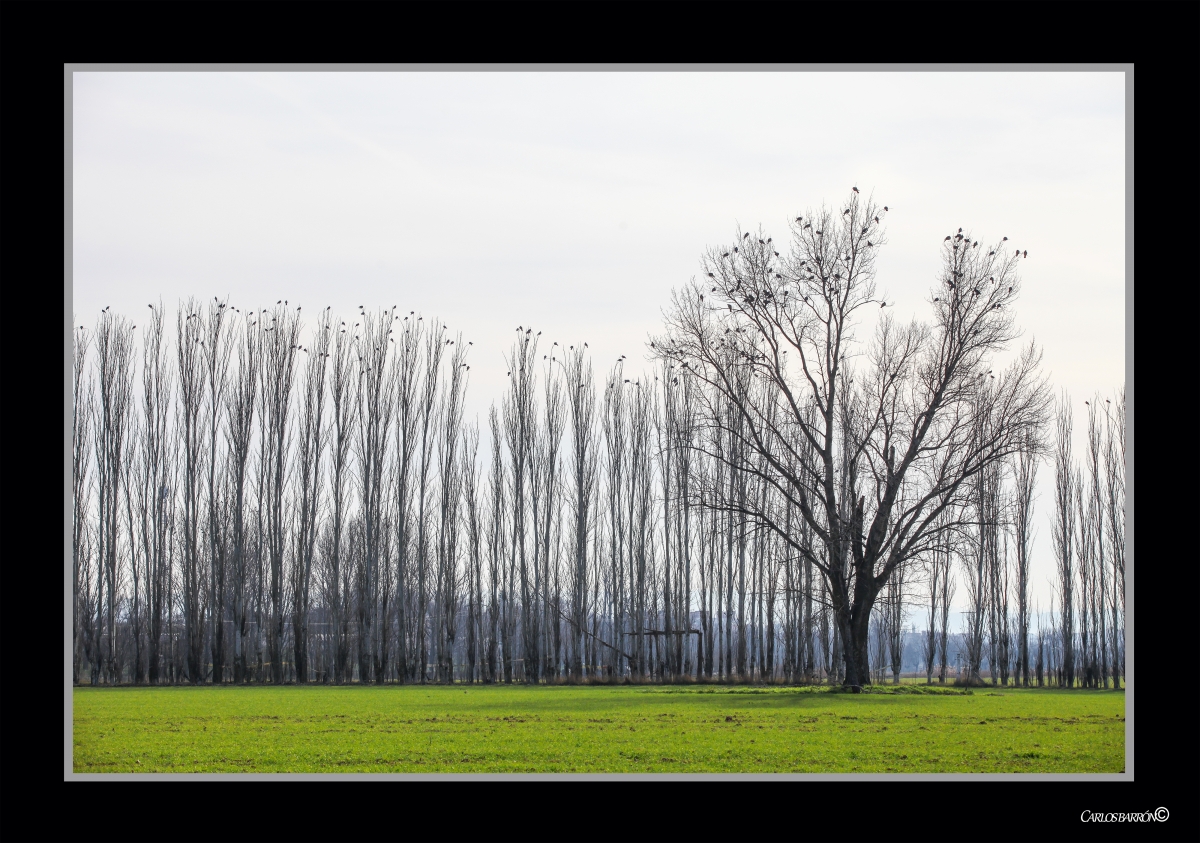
[
  {"left": 73, "top": 301, "right": 832, "bottom": 685},
  {"left": 71, "top": 196, "right": 1125, "bottom": 689}
]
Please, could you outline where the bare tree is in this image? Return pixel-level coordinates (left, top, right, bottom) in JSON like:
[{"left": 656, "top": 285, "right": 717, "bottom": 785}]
[
  {"left": 227, "top": 307, "right": 260, "bottom": 683},
  {"left": 1052, "top": 393, "right": 1076, "bottom": 688},
  {"left": 503, "top": 328, "right": 539, "bottom": 681},
  {"left": 325, "top": 310, "right": 355, "bottom": 683},
  {"left": 1012, "top": 437, "right": 1038, "bottom": 686},
  {"left": 1103, "top": 388, "right": 1125, "bottom": 688},
  {"left": 462, "top": 420, "right": 484, "bottom": 683},
  {"left": 201, "top": 298, "right": 233, "bottom": 682},
  {"left": 291, "top": 307, "right": 331, "bottom": 682},
  {"left": 1084, "top": 396, "right": 1109, "bottom": 688},
  {"left": 73, "top": 323, "right": 93, "bottom": 684},
  {"left": 487, "top": 406, "right": 507, "bottom": 683},
  {"left": 353, "top": 309, "right": 397, "bottom": 683},
  {"left": 95, "top": 309, "right": 136, "bottom": 683},
  {"left": 262, "top": 304, "right": 301, "bottom": 684},
  {"left": 175, "top": 299, "right": 210, "bottom": 682},
  {"left": 392, "top": 312, "right": 425, "bottom": 683},
  {"left": 435, "top": 333, "right": 468, "bottom": 681},
  {"left": 653, "top": 192, "right": 1051, "bottom": 686},
  {"left": 413, "top": 318, "right": 446, "bottom": 682},
  {"left": 563, "top": 345, "right": 598, "bottom": 679},
  {"left": 602, "top": 363, "right": 628, "bottom": 678}
]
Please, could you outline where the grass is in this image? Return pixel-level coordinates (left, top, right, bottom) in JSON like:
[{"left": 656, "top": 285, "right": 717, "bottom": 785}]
[{"left": 72, "top": 684, "right": 1124, "bottom": 773}]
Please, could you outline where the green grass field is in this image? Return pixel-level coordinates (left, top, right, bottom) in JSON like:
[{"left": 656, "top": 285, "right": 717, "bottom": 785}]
[{"left": 72, "top": 684, "right": 1124, "bottom": 773}]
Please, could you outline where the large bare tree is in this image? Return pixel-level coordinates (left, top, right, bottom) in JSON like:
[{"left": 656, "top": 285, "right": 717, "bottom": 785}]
[{"left": 653, "top": 191, "right": 1051, "bottom": 686}]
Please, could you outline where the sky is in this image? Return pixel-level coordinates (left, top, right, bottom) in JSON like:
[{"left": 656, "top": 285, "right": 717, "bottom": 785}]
[{"left": 71, "top": 69, "right": 1127, "bottom": 624}]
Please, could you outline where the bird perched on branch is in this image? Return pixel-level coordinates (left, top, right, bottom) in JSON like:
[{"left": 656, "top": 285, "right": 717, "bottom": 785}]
[
  {"left": 743, "top": 233, "right": 750, "bottom": 239},
  {"left": 852, "top": 186, "right": 859, "bottom": 193},
  {"left": 1023, "top": 250, "right": 1027, "bottom": 258}
]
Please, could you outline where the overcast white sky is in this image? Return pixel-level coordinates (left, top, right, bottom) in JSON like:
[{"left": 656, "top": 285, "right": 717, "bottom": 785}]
[{"left": 71, "top": 70, "right": 1126, "bottom": 623}]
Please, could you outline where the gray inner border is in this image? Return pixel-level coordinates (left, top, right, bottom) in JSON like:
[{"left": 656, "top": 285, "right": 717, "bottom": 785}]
[{"left": 64, "top": 62, "right": 1133, "bottom": 783}]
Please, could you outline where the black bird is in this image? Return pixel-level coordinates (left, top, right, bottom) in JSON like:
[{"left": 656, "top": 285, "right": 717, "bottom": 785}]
[
  {"left": 767, "top": 237, "right": 772, "bottom": 243},
  {"left": 934, "top": 297, "right": 940, "bottom": 301},
  {"left": 945, "top": 236, "right": 952, "bottom": 241},
  {"left": 708, "top": 272, "right": 715, "bottom": 277},
  {"left": 1015, "top": 249, "right": 1020, "bottom": 256},
  {"left": 758, "top": 239, "right": 765, "bottom": 245},
  {"left": 843, "top": 209, "right": 850, "bottom": 215},
  {"left": 1008, "top": 286, "right": 1012, "bottom": 293},
  {"left": 774, "top": 251, "right": 780, "bottom": 257},
  {"left": 867, "top": 240, "right": 873, "bottom": 247},
  {"left": 277, "top": 300, "right": 282, "bottom": 304},
  {"left": 795, "top": 216, "right": 802, "bottom": 222},
  {"left": 743, "top": 233, "right": 750, "bottom": 239},
  {"left": 1023, "top": 251, "right": 1027, "bottom": 258},
  {"left": 815, "top": 230, "right": 822, "bottom": 236},
  {"left": 852, "top": 186, "right": 859, "bottom": 194},
  {"left": 988, "top": 251, "right": 995, "bottom": 256},
  {"left": 1002, "top": 236, "right": 1008, "bottom": 241},
  {"left": 883, "top": 206, "right": 888, "bottom": 211},
  {"left": 733, "top": 247, "right": 738, "bottom": 253},
  {"left": 874, "top": 216, "right": 880, "bottom": 223}
]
